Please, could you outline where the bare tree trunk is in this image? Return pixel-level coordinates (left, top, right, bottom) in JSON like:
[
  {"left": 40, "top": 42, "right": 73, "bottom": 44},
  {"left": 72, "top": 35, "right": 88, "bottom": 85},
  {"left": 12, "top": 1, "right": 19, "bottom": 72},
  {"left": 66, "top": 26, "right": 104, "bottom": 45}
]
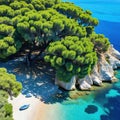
[{"left": 8, "top": 90, "right": 13, "bottom": 100}]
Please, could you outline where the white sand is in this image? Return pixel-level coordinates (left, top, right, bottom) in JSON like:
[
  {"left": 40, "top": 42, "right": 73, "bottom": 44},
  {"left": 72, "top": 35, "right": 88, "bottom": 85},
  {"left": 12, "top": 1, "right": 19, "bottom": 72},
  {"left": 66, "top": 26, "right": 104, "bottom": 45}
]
[{"left": 8, "top": 93, "right": 43, "bottom": 120}]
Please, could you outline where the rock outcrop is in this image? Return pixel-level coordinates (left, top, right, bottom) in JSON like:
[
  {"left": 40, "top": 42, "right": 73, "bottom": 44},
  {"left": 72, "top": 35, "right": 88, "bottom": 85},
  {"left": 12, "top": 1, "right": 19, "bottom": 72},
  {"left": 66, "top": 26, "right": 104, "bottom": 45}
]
[
  {"left": 110, "top": 45, "right": 120, "bottom": 60},
  {"left": 79, "top": 80, "right": 91, "bottom": 90},
  {"left": 55, "top": 76, "right": 76, "bottom": 90},
  {"left": 55, "top": 45, "right": 120, "bottom": 90}
]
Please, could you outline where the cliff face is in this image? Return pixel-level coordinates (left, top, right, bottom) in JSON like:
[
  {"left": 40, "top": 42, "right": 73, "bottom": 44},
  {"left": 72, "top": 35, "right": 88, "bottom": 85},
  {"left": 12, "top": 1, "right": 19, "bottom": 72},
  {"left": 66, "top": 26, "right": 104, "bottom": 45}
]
[{"left": 55, "top": 46, "right": 120, "bottom": 90}]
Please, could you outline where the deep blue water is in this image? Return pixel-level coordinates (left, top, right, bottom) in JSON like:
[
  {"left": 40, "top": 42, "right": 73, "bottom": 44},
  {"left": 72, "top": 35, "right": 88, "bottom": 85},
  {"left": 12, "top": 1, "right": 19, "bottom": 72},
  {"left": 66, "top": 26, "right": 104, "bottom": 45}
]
[
  {"left": 1, "top": 1, "right": 120, "bottom": 120},
  {"left": 54, "top": 1, "right": 120, "bottom": 120},
  {"left": 64, "top": 0, "right": 120, "bottom": 51}
]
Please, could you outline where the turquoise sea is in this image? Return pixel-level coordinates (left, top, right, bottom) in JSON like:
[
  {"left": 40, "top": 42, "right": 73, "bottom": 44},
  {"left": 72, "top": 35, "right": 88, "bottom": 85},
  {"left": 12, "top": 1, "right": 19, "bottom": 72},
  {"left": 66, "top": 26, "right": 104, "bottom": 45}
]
[
  {"left": 0, "top": 1, "right": 120, "bottom": 120},
  {"left": 52, "top": 70, "right": 120, "bottom": 120},
  {"left": 49, "top": 0, "right": 120, "bottom": 120}
]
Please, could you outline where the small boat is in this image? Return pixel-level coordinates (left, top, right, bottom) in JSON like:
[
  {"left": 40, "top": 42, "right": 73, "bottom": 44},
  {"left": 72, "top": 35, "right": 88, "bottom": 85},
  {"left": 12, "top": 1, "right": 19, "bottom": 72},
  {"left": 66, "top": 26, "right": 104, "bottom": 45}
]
[
  {"left": 19, "top": 104, "right": 30, "bottom": 111},
  {"left": 25, "top": 93, "right": 32, "bottom": 98}
]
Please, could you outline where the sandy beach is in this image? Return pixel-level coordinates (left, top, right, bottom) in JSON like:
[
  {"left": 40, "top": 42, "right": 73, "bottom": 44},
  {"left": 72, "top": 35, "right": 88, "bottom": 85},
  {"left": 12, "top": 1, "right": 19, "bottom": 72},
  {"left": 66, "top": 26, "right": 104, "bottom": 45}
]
[
  {"left": 8, "top": 93, "right": 45, "bottom": 120},
  {"left": 8, "top": 93, "right": 60, "bottom": 120},
  {"left": 0, "top": 57, "right": 60, "bottom": 120}
]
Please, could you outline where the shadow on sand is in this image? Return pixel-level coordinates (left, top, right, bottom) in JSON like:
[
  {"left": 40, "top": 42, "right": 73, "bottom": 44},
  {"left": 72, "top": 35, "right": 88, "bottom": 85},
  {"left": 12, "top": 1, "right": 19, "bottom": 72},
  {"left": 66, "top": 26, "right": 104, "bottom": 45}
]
[{"left": 0, "top": 57, "right": 69, "bottom": 104}]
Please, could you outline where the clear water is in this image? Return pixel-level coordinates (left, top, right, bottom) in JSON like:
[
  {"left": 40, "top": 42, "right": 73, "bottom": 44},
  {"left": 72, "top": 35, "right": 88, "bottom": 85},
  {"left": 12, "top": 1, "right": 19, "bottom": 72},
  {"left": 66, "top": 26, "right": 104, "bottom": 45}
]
[
  {"left": 50, "top": 1, "right": 120, "bottom": 120},
  {"left": 1, "top": 1, "right": 120, "bottom": 120},
  {"left": 64, "top": 0, "right": 120, "bottom": 51},
  {"left": 51, "top": 69, "right": 120, "bottom": 120}
]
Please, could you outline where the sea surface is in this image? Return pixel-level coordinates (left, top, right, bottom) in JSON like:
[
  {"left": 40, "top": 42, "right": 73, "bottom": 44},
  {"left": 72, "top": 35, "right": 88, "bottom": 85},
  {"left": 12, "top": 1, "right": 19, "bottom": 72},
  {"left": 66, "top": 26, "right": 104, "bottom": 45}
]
[
  {"left": 48, "top": 0, "right": 120, "bottom": 120},
  {"left": 50, "top": 69, "right": 120, "bottom": 120},
  {"left": 1, "top": 1, "right": 120, "bottom": 120},
  {"left": 65, "top": 0, "right": 120, "bottom": 51}
]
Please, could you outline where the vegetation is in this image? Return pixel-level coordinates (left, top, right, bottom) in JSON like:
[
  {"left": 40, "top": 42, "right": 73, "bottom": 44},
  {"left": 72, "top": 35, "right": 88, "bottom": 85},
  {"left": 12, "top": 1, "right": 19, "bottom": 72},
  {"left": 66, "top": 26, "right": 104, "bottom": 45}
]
[
  {"left": 45, "top": 36, "right": 97, "bottom": 82},
  {"left": 0, "top": 68, "right": 22, "bottom": 120},
  {"left": 0, "top": 90, "right": 13, "bottom": 120},
  {"left": 0, "top": 68, "right": 22, "bottom": 98},
  {"left": 0, "top": 0, "right": 110, "bottom": 82}
]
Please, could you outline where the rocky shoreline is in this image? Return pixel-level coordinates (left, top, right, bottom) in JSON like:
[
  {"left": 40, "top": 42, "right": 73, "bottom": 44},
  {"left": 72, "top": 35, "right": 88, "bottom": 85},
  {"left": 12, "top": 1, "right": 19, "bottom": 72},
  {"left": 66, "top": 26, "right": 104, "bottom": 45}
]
[{"left": 55, "top": 45, "right": 120, "bottom": 90}]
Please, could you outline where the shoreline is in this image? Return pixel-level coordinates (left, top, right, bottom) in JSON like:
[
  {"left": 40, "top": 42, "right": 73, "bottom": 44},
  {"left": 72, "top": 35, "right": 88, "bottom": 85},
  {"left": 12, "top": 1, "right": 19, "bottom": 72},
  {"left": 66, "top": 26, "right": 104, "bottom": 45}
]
[
  {"left": 8, "top": 93, "right": 61, "bottom": 120},
  {"left": 8, "top": 93, "right": 49, "bottom": 120}
]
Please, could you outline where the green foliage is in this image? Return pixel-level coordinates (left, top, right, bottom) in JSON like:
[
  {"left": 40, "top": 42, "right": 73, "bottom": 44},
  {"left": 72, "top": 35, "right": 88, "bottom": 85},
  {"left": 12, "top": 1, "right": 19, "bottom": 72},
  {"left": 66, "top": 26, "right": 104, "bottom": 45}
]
[
  {"left": 90, "top": 33, "right": 110, "bottom": 53},
  {"left": 0, "top": 68, "right": 22, "bottom": 120},
  {"left": 0, "top": 0, "right": 110, "bottom": 61},
  {"left": 0, "top": 37, "right": 16, "bottom": 59},
  {"left": 0, "top": 90, "right": 13, "bottom": 120},
  {"left": 45, "top": 36, "right": 98, "bottom": 82},
  {"left": 0, "top": 68, "right": 22, "bottom": 97},
  {"left": 65, "top": 62, "right": 73, "bottom": 72},
  {"left": 54, "top": 2, "right": 99, "bottom": 26},
  {"left": 4, "top": 103, "right": 13, "bottom": 117},
  {"left": 0, "top": 0, "right": 111, "bottom": 83}
]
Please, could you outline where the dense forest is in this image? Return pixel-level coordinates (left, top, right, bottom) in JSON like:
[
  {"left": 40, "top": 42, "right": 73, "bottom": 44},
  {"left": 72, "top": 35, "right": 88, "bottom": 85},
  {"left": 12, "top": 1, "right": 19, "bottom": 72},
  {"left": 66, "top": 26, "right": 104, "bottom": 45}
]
[
  {"left": 0, "top": 0, "right": 110, "bottom": 81},
  {"left": 0, "top": 0, "right": 110, "bottom": 119}
]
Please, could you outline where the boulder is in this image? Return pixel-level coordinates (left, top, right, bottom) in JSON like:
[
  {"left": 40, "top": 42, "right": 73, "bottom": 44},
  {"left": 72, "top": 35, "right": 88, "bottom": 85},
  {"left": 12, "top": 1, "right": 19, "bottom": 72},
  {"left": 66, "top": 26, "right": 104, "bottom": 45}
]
[
  {"left": 78, "top": 75, "right": 93, "bottom": 85},
  {"left": 105, "top": 48, "right": 120, "bottom": 69},
  {"left": 79, "top": 80, "right": 91, "bottom": 90},
  {"left": 91, "top": 75, "right": 102, "bottom": 86},
  {"left": 90, "top": 64, "right": 102, "bottom": 85},
  {"left": 98, "top": 55, "right": 114, "bottom": 82},
  {"left": 55, "top": 76, "right": 76, "bottom": 90},
  {"left": 110, "top": 45, "right": 120, "bottom": 60},
  {"left": 107, "top": 55, "right": 120, "bottom": 69}
]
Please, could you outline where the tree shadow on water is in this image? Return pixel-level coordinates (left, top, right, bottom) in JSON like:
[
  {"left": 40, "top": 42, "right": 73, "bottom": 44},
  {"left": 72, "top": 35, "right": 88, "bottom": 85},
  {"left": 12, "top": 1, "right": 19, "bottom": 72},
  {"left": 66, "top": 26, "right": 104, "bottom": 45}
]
[{"left": 0, "top": 58, "right": 69, "bottom": 104}]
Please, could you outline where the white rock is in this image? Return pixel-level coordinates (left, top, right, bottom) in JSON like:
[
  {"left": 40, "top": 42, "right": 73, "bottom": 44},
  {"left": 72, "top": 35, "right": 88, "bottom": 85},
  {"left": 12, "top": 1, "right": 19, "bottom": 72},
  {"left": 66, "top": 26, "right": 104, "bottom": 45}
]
[
  {"left": 78, "top": 75, "right": 93, "bottom": 85},
  {"left": 90, "top": 64, "right": 102, "bottom": 85},
  {"left": 98, "top": 55, "right": 114, "bottom": 82},
  {"left": 107, "top": 54, "right": 120, "bottom": 69},
  {"left": 91, "top": 75, "right": 102, "bottom": 86},
  {"left": 110, "top": 45, "right": 120, "bottom": 60},
  {"left": 79, "top": 81, "right": 91, "bottom": 90},
  {"left": 55, "top": 46, "right": 120, "bottom": 91},
  {"left": 55, "top": 76, "right": 76, "bottom": 90}
]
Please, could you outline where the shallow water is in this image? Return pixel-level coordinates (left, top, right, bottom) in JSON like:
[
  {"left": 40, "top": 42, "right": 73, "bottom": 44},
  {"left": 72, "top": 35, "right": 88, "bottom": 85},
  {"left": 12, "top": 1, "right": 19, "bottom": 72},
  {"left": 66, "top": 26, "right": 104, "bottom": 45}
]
[
  {"left": 1, "top": 1, "right": 120, "bottom": 120},
  {"left": 47, "top": 71, "right": 120, "bottom": 120},
  {"left": 48, "top": 1, "right": 120, "bottom": 120}
]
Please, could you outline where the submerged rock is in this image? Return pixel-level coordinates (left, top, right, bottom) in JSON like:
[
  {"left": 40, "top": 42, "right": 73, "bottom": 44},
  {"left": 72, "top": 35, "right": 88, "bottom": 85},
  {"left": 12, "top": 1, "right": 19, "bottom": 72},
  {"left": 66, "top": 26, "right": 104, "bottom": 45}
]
[{"left": 85, "top": 105, "right": 98, "bottom": 114}]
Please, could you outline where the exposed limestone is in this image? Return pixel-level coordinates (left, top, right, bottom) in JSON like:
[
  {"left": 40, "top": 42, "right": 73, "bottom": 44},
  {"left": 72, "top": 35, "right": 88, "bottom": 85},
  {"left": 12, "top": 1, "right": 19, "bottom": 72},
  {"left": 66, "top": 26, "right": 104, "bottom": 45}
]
[
  {"left": 106, "top": 54, "right": 120, "bottom": 69},
  {"left": 55, "top": 46, "right": 119, "bottom": 90},
  {"left": 105, "top": 46, "right": 120, "bottom": 69},
  {"left": 110, "top": 45, "right": 120, "bottom": 60},
  {"left": 55, "top": 76, "right": 76, "bottom": 90},
  {"left": 90, "top": 64, "right": 102, "bottom": 85},
  {"left": 78, "top": 75, "right": 93, "bottom": 85},
  {"left": 98, "top": 54, "right": 114, "bottom": 82},
  {"left": 91, "top": 75, "right": 102, "bottom": 86},
  {"left": 79, "top": 80, "right": 91, "bottom": 90}
]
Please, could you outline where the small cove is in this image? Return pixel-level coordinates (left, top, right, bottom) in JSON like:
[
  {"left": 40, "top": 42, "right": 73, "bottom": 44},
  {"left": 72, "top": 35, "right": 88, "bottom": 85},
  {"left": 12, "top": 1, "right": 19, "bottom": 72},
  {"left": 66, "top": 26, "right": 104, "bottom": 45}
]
[{"left": 0, "top": 0, "right": 120, "bottom": 120}]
